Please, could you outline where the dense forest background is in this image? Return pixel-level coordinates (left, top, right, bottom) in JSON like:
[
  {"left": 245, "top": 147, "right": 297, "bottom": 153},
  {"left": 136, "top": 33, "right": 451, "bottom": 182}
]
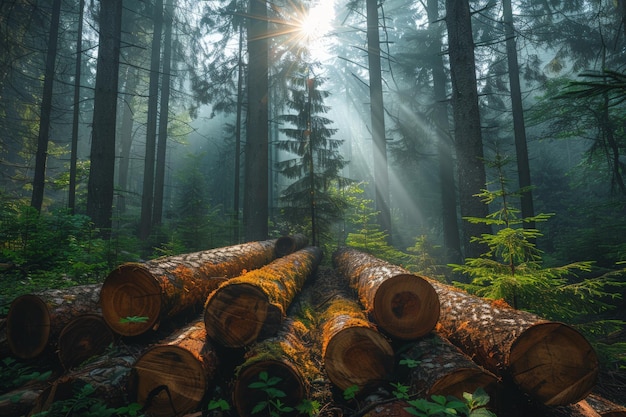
[{"left": 1, "top": 0, "right": 626, "bottom": 404}]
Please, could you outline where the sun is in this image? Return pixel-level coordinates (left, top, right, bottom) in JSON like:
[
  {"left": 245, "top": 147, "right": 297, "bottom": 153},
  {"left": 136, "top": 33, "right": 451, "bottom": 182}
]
[{"left": 297, "top": 1, "right": 336, "bottom": 62}]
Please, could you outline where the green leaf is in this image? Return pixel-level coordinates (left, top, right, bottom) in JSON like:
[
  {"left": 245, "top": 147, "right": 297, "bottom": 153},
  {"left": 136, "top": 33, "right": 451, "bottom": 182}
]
[{"left": 251, "top": 400, "right": 268, "bottom": 414}]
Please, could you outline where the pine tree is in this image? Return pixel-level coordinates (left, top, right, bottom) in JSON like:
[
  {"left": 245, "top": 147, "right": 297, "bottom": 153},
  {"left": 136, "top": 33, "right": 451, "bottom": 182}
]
[
  {"left": 275, "top": 66, "right": 348, "bottom": 246},
  {"left": 450, "top": 153, "right": 624, "bottom": 322}
]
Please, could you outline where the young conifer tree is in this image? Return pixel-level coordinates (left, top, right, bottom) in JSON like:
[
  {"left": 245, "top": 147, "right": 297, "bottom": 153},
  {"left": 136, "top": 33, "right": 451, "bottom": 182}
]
[
  {"left": 276, "top": 65, "right": 349, "bottom": 246},
  {"left": 451, "top": 152, "right": 623, "bottom": 322}
]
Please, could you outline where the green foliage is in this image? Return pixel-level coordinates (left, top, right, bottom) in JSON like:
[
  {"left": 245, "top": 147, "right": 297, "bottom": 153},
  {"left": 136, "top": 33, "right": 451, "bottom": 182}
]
[
  {"left": 404, "top": 388, "right": 496, "bottom": 417},
  {"left": 119, "top": 316, "right": 149, "bottom": 324},
  {"left": 342, "top": 384, "right": 359, "bottom": 401},
  {"left": 30, "top": 384, "right": 144, "bottom": 417},
  {"left": 0, "top": 357, "right": 52, "bottom": 392},
  {"left": 405, "top": 235, "right": 447, "bottom": 278},
  {"left": 391, "top": 382, "right": 410, "bottom": 400},
  {"left": 207, "top": 398, "right": 231, "bottom": 412},
  {"left": 248, "top": 371, "right": 293, "bottom": 417},
  {"left": 450, "top": 153, "right": 623, "bottom": 320},
  {"left": 343, "top": 183, "right": 407, "bottom": 265},
  {"left": 399, "top": 358, "right": 421, "bottom": 369}
]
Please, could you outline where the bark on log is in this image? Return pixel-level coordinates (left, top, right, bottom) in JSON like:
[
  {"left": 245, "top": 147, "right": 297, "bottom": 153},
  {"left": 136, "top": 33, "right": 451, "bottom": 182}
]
[
  {"left": 101, "top": 239, "right": 277, "bottom": 336},
  {"left": 232, "top": 318, "right": 314, "bottom": 417},
  {"left": 129, "top": 319, "right": 218, "bottom": 417},
  {"left": 29, "top": 344, "right": 143, "bottom": 415},
  {"left": 204, "top": 246, "right": 322, "bottom": 348},
  {"left": 315, "top": 269, "right": 394, "bottom": 392},
  {"left": 332, "top": 247, "right": 440, "bottom": 340},
  {"left": 586, "top": 393, "right": 626, "bottom": 416},
  {"left": 6, "top": 284, "right": 104, "bottom": 359},
  {"left": 401, "top": 333, "right": 499, "bottom": 401},
  {"left": 275, "top": 234, "right": 309, "bottom": 257},
  {"left": 57, "top": 314, "right": 115, "bottom": 370},
  {"left": 0, "top": 383, "right": 47, "bottom": 417},
  {"left": 428, "top": 279, "right": 598, "bottom": 406}
]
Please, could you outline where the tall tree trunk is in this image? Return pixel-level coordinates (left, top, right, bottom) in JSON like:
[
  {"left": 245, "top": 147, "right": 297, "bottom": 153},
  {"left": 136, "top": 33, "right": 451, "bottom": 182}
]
[
  {"left": 87, "top": 0, "right": 123, "bottom": 235},
  {"left": 153, "top": 0, "right": 174, "bottom": 226},
  {"left": 244, "top": 0, "right": 269, "bottom": 241},
  {"left": 366, "top": 0, "right": 392, "bottom": 242},
  {"left": 444, "top": 0, "right": 490, "bottom": 260},
  {"left": 68, "top": 0, "right": 84, "bottom": 214},
  {"left": 116, "top": 66, "right": 139, "bottom": 214},
  {"left": 503, "top": 0, "right": 535, "bottom": 227},
  {"left": 31, "top": 0, "right": 61, "bottom": 212},
  {"left": 139, "top": 0, "right": 164, "bottom": 240},
  {"left": 428, "top": 0, "right": 461, "bottom": 263},
  {"left": 233, "top": 21, "right": 244, "bottom": 243}
]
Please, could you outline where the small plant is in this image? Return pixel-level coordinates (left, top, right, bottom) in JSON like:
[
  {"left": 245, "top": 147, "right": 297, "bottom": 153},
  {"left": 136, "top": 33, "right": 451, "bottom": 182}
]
[
  {"left": 248, "top": 371, "right": 293, "bottom": 417},
  {"left": 119, "top": 316, "right": 149, "bottom": 324},
  {"left": 399, "top": 358, "right": 421, "bottom": 369},
  {"left": 391, "top": 382, "right": 410, "bottom": 400},
  {"left": 0, "top": 357, "right": 52, "bottom": 391},
  {"left": 342, "top": 384, "right": 359, "bottom": 401},
  {"left": 208, "top": 397, "right": 231, "bottom": 413},
  {"left": 404, "top": 388, "right": 496, "bottom": 417},
  {"left": 295, "top": 399, "right": 320, "bottom": 417}
]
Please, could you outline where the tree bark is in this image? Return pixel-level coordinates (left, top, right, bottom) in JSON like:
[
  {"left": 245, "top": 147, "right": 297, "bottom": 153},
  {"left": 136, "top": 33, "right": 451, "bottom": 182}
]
[
  {"left": 87, "top": 0, "right": 122, "bottom": 234},
  {"left": 585, "top": 393, "right": 626, "bottom": 416},
  {"left": 68, "top": 0, "right": 84, "bottom": 214},
  {"left": 6, "top": 284, "right": 104, "bottom": 359},
  {"left": 30, "top": 0, "right": 61, "bottom": 212},
  {"left": 317, "top": 275, "right": 394, "bottom": 392},
  {"left": 332, "top": 247, "right": 440, "bottom": 340},
  {"left": 232, "top": 318, "right": 311, "bottom": 417},
  {"left": 444, "top": 0, "right": 490, "bottom": 259},
  {"left": 400, "top": 333, "right": 499, "bottom": 400},
  {"left": 428, "top": 279, "right": 598, "bottom": 406},
  {"left": 101, "top": 239, "right": 277, "bottom": 336},
  {"left": 204, "top": 246, "right": 322, "bottom": 348},
  {"left": 0, "top": 382, "right": 47, "bottom": 417},
  {"left": 366, "top": 0, "right": 392, "bottom": 242},
  {"left": 129, "top": 319, "right": 218, "bottom": 417},
  {"left": 243, "top": 0, "right": 270, "bottom": 241}
]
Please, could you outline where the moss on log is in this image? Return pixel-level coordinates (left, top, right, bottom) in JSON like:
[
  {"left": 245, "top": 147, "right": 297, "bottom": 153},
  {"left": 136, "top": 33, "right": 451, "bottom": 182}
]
[
  {"left": 332, "top": 247, "right": 440, "bottom": 340},
  {"left": 204, "top": 246, "right": 322, "bottom": 348}
]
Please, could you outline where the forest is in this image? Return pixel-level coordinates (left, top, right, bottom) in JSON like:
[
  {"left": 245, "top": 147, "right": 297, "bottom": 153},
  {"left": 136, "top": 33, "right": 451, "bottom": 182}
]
[{"left": 1, "top": 0, "right": 626, "bottom": 416}]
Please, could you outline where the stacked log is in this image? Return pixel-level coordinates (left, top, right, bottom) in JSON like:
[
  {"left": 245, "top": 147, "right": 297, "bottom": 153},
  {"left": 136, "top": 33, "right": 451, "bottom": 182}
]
[
  {"left": 274, "top": 234, "right": 309, "bottom": 257},
  {"left": 315, "top": 268, "right": 394, "bottom": 392},
  {"left": 6, "top": 284, "right": 111, "bottom": 360},
  {"left": 332, "top": 247, "right": 440, "bottom": 340},
  {"left": 428, "top": 279, "right": 599, "bottom": 406},
  {"left": 232, "top": 318, "right": 315, "bottom": 417},
  {"left": 101, "top": 239, "right": 277, "bottom": 336},
  {"left": 401, "top": 332, "right": 499, "bottom": 400},
  {"left": 57, "top": 314, "right": 114, "bottom": 370},
  {"left": 129, "top": 319, "right": 218, "bottom": 417},
  {"left": 585, "top": 394, "right": 626, "bottom": 416},
  {"left": 204, "top": 246, "right": 322, "bottom": 348}
]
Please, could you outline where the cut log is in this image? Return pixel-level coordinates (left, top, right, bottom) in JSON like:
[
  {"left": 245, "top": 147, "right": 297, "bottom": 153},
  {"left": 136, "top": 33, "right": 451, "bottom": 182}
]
[
  {"left": 585, "top": 393, "right": 626, "bottom": 416},
  {"left": 101, "top": 239, "right": 277, "bottom": 336},
  {"left": 57, "top": 314, "right": 115, "bottom": 370},
  {"left": 0, "top": 383, "right": 47, "bottom": 417},
  {"left": 129, "top": 319, "right": 218, "bottom": 417},
  {"left": 428, "top": 279, "right": 598, "bottom": 406},
  {"left": 30, "top": 344, "right": 143, "bottom": 415},
  {"left": 332, "top": 247, "right": 440, "bottom": 340},
  {"left": 204, "top": 246, "right": 322, "bottom": 348},
  {"left": 400, "top": 332, "right": 499, "bottom": 401},
  {"left": 232, "top": 318, "right": 314, "bottom": 417},
  {"left": 275, "top": 234, "right": 309, "bottom": 257},
  {"left": 6, "top": 284, "right": 103, "bottom": 359},
  {"left": 314, "top": 268, "right": 394, "bottom": 392}
]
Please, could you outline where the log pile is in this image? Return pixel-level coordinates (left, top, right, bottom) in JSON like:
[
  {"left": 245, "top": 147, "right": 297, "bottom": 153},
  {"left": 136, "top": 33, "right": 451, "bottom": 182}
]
[{"left": 1, "top": 242, "right": 622, "bottom": 417}]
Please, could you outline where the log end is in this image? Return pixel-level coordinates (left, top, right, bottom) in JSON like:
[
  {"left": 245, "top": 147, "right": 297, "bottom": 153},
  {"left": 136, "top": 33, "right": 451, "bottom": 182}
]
[
  {"left": 373, "top": 274, "right": 440, "bottom": 340},
  {"left": 101, "top": 264, "right": 162, "bottom": 336},
  {"left": 131, "top": 345, "right": 209, "bottom": 417},
  {"left": 204, "top": 283, "right": 271, "bottom": 348},
  {"left": 324, "top": 326, "right": 394, "bottom": 391},
  {"left": 274, "top": 234, "right": 308, "bottom": 257},
  {"left": 58, "top": 314, "right": 115, "bottom": 370},
  {"left": 233, "top": 359, "right": 307, "bottom": 417},
  {"left": 508, "top": 322, "right": 599, "bottom": 406},
  {"left": 6, "top": 294, "right": 50, "bottom": 358}
]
